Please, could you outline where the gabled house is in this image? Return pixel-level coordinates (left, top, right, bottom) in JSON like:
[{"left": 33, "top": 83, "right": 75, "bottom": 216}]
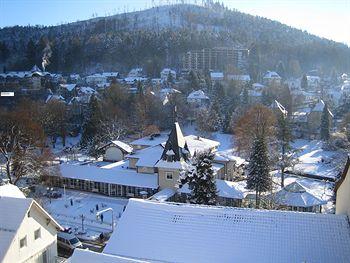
[
  {"left": 155, "top": 122, "right": 190, "bottom": 189},
  {"left": 307, "top": 100, "right": 333, "bottom": 138},
  {"left": 160, "top": 68, "right": 176, "bottom": 82},
  {"left": 0, "top": 190, "right": 62, "bottom": 263},
  {"left": 99, "top": 140, "right": 133, "bottom": 162},
  {"left": 263, "top": 71, "right": 281, "bottom": 86},
  {"left": 187, "top": 90, "right": 210, "bottom": 108}
]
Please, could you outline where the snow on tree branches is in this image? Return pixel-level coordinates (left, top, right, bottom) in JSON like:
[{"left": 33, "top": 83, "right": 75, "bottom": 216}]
[{"left": 178, "top": 151, "right": 217, "bottom": 205}]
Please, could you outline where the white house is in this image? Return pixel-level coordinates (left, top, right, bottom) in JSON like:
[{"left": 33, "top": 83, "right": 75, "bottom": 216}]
[
  {"left": 99, "top": 140, "right": 133, "bottom": 162},
  {"left": 0, "top": 192, "right": 62, "bottom": 263},
  {"left": 187, "top": 90, "right": 210, "bottom": 108},
  {"left": 102, "top": 198, "right": 350, "bottom": 263},
  {"left": 160, "top": 68, "right": 176, "bottom": 82},
  {"left": 263, "top": 71, "right": 282, "bottom": 86},
  {"left": 210, "top": 72, "right": 224, "bottom": 82},
  {"left": 227, "top": 74, "right": 251, "bottom": 85}
]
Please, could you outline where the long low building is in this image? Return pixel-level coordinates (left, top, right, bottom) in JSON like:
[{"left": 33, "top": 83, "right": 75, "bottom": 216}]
[
  {"left": 48, "top": 162, "right": 158, "bottom": 198},
  {"left": 102, "top": 199, "right": 350, "bottom": 263}
]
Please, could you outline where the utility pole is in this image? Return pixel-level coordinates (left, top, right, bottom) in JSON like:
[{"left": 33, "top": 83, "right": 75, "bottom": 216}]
[{"left": 80, "top": 214, "right": 85, "bottom": 233}]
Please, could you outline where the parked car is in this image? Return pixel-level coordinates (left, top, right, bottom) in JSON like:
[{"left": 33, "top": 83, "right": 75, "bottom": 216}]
[
  {"left": 57, "top": 231, "right": 83, "bottom": 250},
  {"left": 45, "top": 191, "right": 62, "bottom": 199}
]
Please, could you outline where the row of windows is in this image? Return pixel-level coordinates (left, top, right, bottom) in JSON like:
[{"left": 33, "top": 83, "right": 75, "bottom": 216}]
[
  {"left": 49, "top": 177, "right": 156, "bottom": 197},
  {"left": 20, "top": 228, "right": 41, "bottom": 248}
]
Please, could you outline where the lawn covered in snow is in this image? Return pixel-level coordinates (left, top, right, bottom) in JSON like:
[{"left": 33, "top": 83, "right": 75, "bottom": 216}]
[{"left": 42, "top": 190, "right": 128, "bottom": 240}]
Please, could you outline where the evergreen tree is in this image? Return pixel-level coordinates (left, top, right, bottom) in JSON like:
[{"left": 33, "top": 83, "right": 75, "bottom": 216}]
[
  {"left": 25, "top": 39, "right": 37, "bottom": 68},
  {"left": 246, "top": 136, "right": 272, "bottom": 208},
  {"left": 320, "top": 103, "right": 330, "bottom": 141},
  {"left": 80, "top": 95, "right": 104, "bottom": 156},
  {"left": 178, "top": 151, "right": 217, "bottom": 205},
  {"left": 276, "top": 61, "right": 285, "bottom": 79},
  {"left": 301, "top": 74, "right": 308, "bottom": 90},
  {"left": 241, "top": 85, "right": 249, "bottom": 107},
  {"left": 188, "top": 70, "right": 200, "bottom": 90}
]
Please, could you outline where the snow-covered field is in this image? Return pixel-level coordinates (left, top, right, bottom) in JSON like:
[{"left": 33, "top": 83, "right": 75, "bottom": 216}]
[
  {"left": 42, "top": 190, "right": 128, "bottom": 240},
  {"left": 291, "top": 139, "right": 344, "bottom": 179}
]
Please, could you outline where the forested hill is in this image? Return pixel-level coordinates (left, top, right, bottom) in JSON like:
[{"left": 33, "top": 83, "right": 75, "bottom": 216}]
[{"left": 0, "top": 3, "right": 349, "bottom": 78}]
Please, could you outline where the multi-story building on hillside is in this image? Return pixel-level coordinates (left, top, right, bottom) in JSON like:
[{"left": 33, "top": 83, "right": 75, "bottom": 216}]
[{"left": 182, "top": 47, "right": 249, "bottom": 73}]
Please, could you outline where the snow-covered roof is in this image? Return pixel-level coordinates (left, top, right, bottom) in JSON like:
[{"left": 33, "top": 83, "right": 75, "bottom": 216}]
[
  {"left": 178, "top": 179, "right": 244, "bottom": 200},
  {"left": 131, "top": 145, "right": 163, "bottom": 168},
  {"left": 214, "top": 152, "right": 246, "bottom": 166},
  {"left": 154, "top": 159, "right": 188, "bottom": 170},
  {"left": 45, "top": 94, "right": 65, "bottom": 103},
  {"left": 227, "top": 74, "right": 251, "bottom": 81},
  {"left": 59, "top": 83, "right": 76, "bottom": 91},
  {"left": 210, "top": 72, "right": 224, "bottom": 79},
  {"left": 150, "top": 188, "right": 176, "bottom": 202},
  {"left": 271, "top": 181, "right": 327, "bottom": 207},
  {"left": 107, "top": 140, "right": 133, "bottom": 154},
  {"left": 311, "top": 100, "right": 334, "bottom": 117},
  {"left": 130, "top": 133, "right": 169, "bottom": 148},
  {"left": 187, "top": 90, "right": 209, "bottom": 100},
  {"left": 69, "top": 249, "right": 148, "bottom": 263},
  {"left": 252, "top": 82, "right": 265, "bottom": 89},
  {"left": 185, "top": 135, "right": 220, "bottom": 155},
  {"left": 0, "top": 197, "right": 62, "bottom": 262},
  {"left": 104, "top": 199, "right": 350, "bottom": 263},
  {"left": 159, "top": 88, "right": 181, "bottom": 96},
  {"left": 271, "top": 100, "right": 288, "bottom": 116},
  {"left": 78, "top": 86, "right": 97, "bottom": 94},
  {"left": 0, "top": 184, "right": 25, "bottom": 198},
  {"left": 59, "top": 163, "right": 158, "bottom": 189},
  {"left": 263, "top": 71, "right": 281, "bottom": 79}
]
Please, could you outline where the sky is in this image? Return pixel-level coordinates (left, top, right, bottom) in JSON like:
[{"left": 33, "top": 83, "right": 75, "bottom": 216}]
[{"left": 0, "top": 0, "right": 349, "bottom": 45}]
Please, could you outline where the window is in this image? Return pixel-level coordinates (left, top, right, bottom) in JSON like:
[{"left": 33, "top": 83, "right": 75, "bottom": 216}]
[
  {"left": 34, "top": 228, "right": 41, "bottom": 240},
  {"left": 166, "top": 172, "right": 173, "bottom": 180},
  {"left": 20, "top": 236, "right": 27, "bottom": 248}
]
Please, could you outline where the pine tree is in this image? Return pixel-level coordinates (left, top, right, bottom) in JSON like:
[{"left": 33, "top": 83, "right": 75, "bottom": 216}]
[
  {"left": 80, "top": 95, "right": 104, "bottom": 156},
  {"left": 178, "top": 151, "right": 217, "bottom": 205},
  {"left": 320, "top": 103, "right": 330, "bottom": 141},
  {"left": 276, "top": 61, "right": 285, "bottom": 79},
  {"left": 301, "top": 74, "right": 308, "bottom": 90},
  {"left": 241, "top": 85, "right": 249, "bottom": 107},
  {"left": 188, "top": 70, "right": 200, "bottom": 90},
  {"left": 246, "top": 136, "right": 272, "bottom": 208}
]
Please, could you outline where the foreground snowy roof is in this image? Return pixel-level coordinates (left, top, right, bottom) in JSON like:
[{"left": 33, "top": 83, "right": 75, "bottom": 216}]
[
  {"left": 69, "top": 249, "right": 148, "bottom": 263},
  {"left": 271, "top": 181, "right": 326, "bottom": 207},
  {"left": 59, "top": 163, "right": 158, "bottom": 189},
  {"left": 0, "top": 184, "right": 25, "bottom": 198},
  {"left": 104, "top": 199, "right": 350, "bottom": 263}
]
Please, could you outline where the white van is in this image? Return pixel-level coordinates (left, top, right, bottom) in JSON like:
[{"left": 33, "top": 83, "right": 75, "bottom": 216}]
[{"left": 57, "top": 231, "right": 83, "bottom": 250}]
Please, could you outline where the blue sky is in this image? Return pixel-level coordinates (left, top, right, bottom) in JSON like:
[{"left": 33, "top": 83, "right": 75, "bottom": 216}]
[{"left": 1, "top": 0, "right": 349, "bottom": 45}]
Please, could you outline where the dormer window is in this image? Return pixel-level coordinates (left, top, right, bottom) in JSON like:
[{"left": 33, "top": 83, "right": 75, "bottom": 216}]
[{"left": 166, "top": 150, "right": 175, "bottom": 162}]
